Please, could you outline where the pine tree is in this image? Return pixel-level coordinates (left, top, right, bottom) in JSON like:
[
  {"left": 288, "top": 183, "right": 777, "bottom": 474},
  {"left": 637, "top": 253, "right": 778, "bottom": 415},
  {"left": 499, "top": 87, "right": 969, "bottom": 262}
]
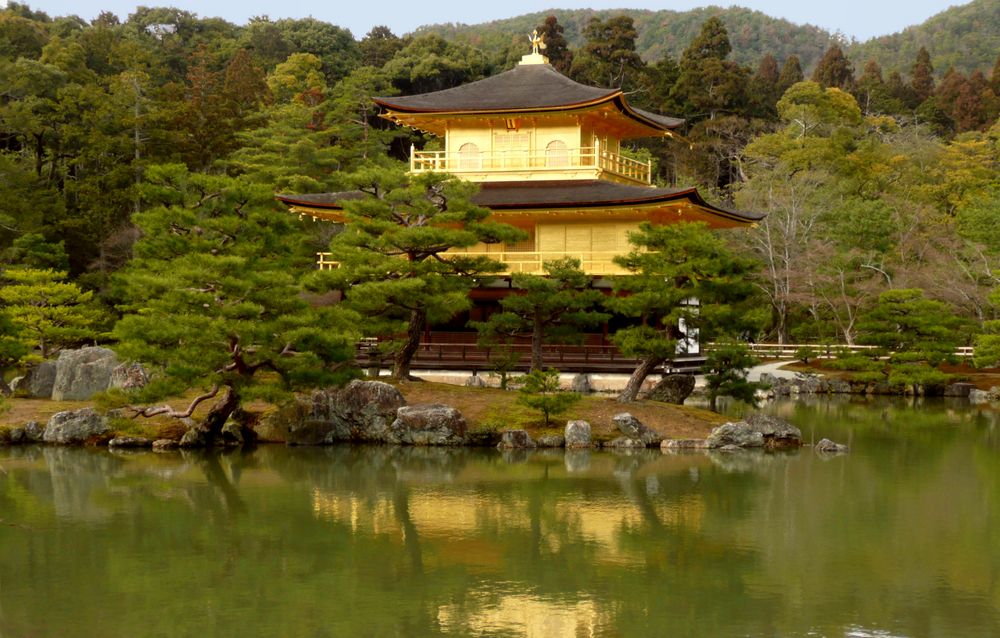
[
  {"left": 857, "top": 289, "right": 968, "bottom": 394},
  {"left": 811, "top": 45, "right": 854, "bottom": 90},
  {"left": 911, "top": 46, "right": 935, "bottom": 104},
  {"left": 471, "top": 257, "right": 609, "bottom": 371},
  {"left": 313, "top": 164, "right": 524, "bottom": 380},
  {"left": 113, "top": 165, "right": 357, "bottom": 442},
  {"left": 0, "top": 267, "right": 103, "bottom": 359},
  {"left": 608, "top": 221, "right": 757, "bottom": 402},
  {"left": 536, "top": 16, "right": 572, "bottom": 74}
]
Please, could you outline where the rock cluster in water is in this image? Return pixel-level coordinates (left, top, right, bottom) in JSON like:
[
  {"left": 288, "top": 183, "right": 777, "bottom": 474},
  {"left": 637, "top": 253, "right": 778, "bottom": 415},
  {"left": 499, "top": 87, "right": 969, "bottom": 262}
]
[{"left": 761, "top": 373, "right": 980, "bottom": 398}]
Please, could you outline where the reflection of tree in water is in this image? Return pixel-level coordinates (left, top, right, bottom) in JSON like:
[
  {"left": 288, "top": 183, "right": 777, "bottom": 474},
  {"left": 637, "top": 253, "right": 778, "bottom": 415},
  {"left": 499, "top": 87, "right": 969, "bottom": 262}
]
[
  {"left": 180, "top": 450, "right": 247, "bottom": 518},
  {"left": 3, "top": 430, "right": 1000, "bottom": 637}
]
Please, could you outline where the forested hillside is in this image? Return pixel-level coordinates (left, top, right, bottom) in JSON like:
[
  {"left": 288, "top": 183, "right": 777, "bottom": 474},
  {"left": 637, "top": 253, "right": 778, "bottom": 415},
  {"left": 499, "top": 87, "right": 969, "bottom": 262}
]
[
  {"left": 0, "top": 1, "right": 999, "bottom": 403},
  {"left": 418, "top": 1, "right": 1000, "bottom": 76},
  {"left": 415, "top": 7, "right": 835, "bottom": 71},
  {"left": 850, "top": 0, "right": 1000, "bottom": 76}
]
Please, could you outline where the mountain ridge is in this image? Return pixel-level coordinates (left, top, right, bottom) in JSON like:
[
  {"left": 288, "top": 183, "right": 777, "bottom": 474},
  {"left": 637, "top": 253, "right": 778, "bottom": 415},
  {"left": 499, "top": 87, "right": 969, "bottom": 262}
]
[{"left": 412, "top": 1, "right": 998, "bottom": 76}]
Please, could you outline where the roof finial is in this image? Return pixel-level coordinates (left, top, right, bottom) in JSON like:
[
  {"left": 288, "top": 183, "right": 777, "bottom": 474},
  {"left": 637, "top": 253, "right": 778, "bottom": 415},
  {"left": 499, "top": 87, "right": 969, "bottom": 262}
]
[
  {"left": 520, "top": 30, "right": 549, "bottom": 65},
  {"left": 529, "top": 29, "right": 547, "bottom": 55}
]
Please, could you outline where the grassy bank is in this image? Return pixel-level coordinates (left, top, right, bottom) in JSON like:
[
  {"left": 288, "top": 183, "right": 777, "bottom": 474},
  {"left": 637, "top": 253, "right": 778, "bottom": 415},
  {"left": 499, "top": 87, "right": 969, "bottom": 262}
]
[
  {"left": 394, "top": 381, "right": 727, "bottom": 443},
  {"left": 1, "top": 380, "right": 728, "bottom": 444}
]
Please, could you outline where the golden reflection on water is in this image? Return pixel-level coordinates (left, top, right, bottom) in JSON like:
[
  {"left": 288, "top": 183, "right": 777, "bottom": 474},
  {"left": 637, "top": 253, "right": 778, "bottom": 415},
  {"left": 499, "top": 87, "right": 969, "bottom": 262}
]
[
  {"left": 310, "top": 484, "right": 705, "bottom": 567},
  {"left": 438, "top": 593, "right": 599, "bottom": 638}
]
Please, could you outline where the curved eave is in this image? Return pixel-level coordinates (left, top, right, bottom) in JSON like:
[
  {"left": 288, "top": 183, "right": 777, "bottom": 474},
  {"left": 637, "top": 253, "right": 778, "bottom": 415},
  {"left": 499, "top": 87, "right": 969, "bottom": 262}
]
[
  {"left": 378, "top": 93, "right": 683, "bottom": 138},
  {"left": 276, "top": 187, "right": 760, "bottom": 228}
]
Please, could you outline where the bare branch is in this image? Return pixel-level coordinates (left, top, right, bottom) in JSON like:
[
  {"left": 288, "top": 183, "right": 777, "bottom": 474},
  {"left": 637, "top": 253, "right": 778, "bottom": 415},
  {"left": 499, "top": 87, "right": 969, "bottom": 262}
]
[{"left": 128, "top": 385, "right": 220, "bottom": 419}]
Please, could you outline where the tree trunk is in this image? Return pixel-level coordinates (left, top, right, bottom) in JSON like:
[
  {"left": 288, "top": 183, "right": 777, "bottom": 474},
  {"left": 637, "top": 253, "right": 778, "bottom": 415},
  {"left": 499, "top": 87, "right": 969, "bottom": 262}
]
[
  {"left": 393, "top": 308, "right": 426, "bottom": 380},
  {"left": 198, "top": 385, "right": 239, "bottom": 443},
  {"left": 617, "top": 355, "right": 662, "bottom": 403},
  {"left": 0, "top": 377, "right": 12, "bottom": 398},
  {"left": 531, "top": 312, "right": 544, "bottom": 371}
]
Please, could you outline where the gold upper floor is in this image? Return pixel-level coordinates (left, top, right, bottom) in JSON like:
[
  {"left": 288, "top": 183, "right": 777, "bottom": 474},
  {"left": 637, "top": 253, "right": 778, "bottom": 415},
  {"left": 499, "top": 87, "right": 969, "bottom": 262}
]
[{"left": 408, "top": 124, "right": 652, "bottom": 185}]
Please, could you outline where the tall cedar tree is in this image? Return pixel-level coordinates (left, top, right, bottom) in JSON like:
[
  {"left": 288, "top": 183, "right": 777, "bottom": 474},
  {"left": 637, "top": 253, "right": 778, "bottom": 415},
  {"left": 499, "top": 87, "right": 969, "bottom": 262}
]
[
  {"left": 314, "top": 164, "right": 524, "bottom": 380},
  {"left": 911, "top": 47, "right": 935, "bottom": 104},
  {"left": 812, "top": 45, "right": 854, "bottom": 90},
  {"left": 114, "top": 165, "right": 357, "bottom": 441},
  {"left": 471, "top": 257, "right": 609, "bottom": 371},
  {"left": 777, "top": 55, "right": 804, "bottom": 95},
  {"left": 608, "top": 222, "right": 757, "bottom": 402},
  {"left": 749, "top": 53, "right": 781, "bottom": 117},
  {"left": 536, "top": 16, "right": 572, "bottom": 74},
  {"left": 672, "top": 16, "right": 747, "bottom": 119},
  {"left": 569, "top": 16, "right": 644, "bottom": 90}
]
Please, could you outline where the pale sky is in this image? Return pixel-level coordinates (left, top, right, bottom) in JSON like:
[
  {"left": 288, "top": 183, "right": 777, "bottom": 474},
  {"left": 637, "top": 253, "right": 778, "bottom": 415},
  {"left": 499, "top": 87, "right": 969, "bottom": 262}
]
[{"left": 12, "top": 0, "right": 966, "bottom": 42}]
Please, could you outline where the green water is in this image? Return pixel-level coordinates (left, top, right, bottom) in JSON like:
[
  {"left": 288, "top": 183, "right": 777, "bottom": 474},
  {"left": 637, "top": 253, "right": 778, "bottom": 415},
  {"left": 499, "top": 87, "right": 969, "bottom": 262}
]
[{"left": 2, "top": 397, "right": 1000, "bottom": 637}]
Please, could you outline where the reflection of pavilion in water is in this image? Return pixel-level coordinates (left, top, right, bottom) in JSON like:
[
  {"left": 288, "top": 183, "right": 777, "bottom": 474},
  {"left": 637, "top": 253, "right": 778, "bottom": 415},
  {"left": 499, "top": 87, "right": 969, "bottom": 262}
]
[{"left": 308, "top": 452, "right": 709, "bottom": 636}]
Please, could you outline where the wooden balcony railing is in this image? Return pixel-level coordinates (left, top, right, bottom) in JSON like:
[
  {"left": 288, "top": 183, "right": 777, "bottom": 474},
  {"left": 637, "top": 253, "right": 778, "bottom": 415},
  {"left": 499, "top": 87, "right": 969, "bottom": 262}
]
[
  {"left": 317, "top": 251, "right": 627, "bottom": 275},
  {"left": 409, "top": 141, "right": 652, "bottom": 185}
]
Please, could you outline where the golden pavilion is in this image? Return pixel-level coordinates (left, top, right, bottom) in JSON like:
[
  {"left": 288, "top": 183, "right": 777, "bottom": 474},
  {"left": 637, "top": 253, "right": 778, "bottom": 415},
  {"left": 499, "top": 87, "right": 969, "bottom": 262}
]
[{"left": 277, "top": 40, "right": 762, "bottom": 278}]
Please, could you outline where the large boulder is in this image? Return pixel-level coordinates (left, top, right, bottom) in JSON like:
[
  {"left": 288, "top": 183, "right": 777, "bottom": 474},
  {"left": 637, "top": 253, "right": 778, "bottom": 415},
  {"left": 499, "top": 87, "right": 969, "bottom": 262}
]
[
  {"left": 706, "top": 422, "right": 765, "bottom": 448},
  {"left": 743, "top": 414, "right": 802, "bottom": 448},
  {"left": 497, "top": 429, "right": 536, "bottom": 449},
  {"left": 564, "top": 420, "right": 592, "bottom": 448},
  {"left": 266, "top": 380, "right": 407, "bottom": 445},
  {"left": 109, "top": 362, "right": 149, "bottom": 391},
  {"left": 43, "top": 408, "right": 111, "bottom": 444},
  {"left": 387, "top": 404, "right": 468, "bottom": 445},
  {"left": 51, "top": 347, "right": 119, "bottom": 401},
  {"left": 643, "top": 374, "right": 696, "bottom": 404},
  {"left": 706, "top": 413, "right": 802, "bottom": 449},
  {"left": 23, "top": 361, "right": 57, "bottom": 399},
  {"left": 612, "top": 413, "right": 662, "bottom": 446}
]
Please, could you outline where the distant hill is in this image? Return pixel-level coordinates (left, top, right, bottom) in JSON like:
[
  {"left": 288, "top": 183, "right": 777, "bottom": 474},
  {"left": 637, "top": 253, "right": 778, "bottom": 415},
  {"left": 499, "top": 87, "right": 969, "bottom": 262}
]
[
  {"left": 848, "top": 0, "right": 999, "bottom": 77},
  {"left": 415, "top": 7, "right": 836, "bottom": 71},
  {"left": 414, "top": 1, "right": 999, "bottom": 77}
]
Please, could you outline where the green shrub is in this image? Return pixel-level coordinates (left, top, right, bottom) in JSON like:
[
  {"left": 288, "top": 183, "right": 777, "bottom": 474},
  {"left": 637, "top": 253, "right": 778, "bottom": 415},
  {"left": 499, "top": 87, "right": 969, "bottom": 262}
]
[{"left": 516, "top": 368, "right": 580, "bottom": 426}]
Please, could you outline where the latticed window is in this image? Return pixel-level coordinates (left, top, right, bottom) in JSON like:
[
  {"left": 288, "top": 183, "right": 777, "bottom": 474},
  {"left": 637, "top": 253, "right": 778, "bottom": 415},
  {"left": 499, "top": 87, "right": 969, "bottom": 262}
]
[
  {"left": 505, "top": 229, "right": 535, "bottom": 253},
  {"left": 494, "top": 132, "right": 530, "bottom": 168},
  {"left": 545, "top": 140, "right": 569, "bottom": 167},
  {"left": 457, "top": 142, "right": 481, "bottom": 169}
]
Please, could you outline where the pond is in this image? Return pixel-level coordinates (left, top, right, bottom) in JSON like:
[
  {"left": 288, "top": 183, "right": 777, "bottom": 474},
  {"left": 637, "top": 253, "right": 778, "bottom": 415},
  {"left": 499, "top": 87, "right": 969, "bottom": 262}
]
[{"left": 1, "top": 397, "right": 999, "bottom": 637}]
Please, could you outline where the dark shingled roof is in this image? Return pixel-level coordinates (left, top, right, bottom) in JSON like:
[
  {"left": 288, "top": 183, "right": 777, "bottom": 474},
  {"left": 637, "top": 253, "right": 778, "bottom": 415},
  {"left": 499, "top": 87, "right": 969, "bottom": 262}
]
[
  {"left": 277, "top": 180, "right": 762, "bottom": 223},
  {"left": 375, "top": 64, "right": 615, "bottom": 112},
  {"left": 374, "top": 63, "right": 684, "bottom": 130}
]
